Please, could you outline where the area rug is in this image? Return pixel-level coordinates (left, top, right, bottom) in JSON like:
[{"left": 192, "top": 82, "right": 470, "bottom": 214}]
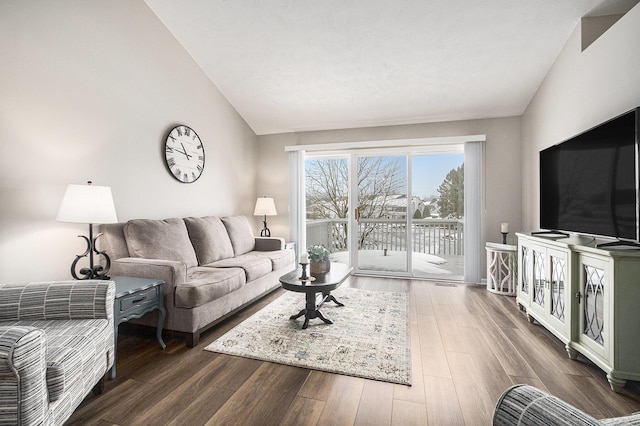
[{"left": 204, "top": 287, "right": 411, "bottom": 385}]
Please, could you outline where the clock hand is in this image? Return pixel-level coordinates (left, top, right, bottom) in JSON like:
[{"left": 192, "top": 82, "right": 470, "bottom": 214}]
[{"left": 180, "top": 143, "right": 192, "bottom": 160}]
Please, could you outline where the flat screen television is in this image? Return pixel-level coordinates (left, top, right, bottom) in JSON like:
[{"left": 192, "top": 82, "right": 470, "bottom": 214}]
[{"left": 540, "top": 107, "right": 639, "bottom": 244}]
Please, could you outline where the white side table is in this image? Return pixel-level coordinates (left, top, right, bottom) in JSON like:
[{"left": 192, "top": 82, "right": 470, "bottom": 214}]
[{"left": 485, "top": 242, "right": 517, "bottom": 296}]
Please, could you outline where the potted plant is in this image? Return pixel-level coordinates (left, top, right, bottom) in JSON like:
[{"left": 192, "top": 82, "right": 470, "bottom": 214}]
[{"left": 307, "top": 244, "right": 331, "bottom": 274}]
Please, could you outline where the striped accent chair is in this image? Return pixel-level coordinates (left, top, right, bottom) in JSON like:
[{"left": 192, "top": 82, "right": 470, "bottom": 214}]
[
  {"left": 0, "top": 280, "right": 115, "bottom": 425},
  {"left": 493, "top": 384, "right": 640, "bottom": 425}
]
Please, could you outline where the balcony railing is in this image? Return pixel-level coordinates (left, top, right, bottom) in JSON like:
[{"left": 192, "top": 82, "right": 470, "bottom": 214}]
[{"left": 306, "top": 218, "right": 464, "bottom": 256}]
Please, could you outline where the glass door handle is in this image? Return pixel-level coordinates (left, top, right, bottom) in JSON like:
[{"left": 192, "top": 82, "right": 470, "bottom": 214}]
[{"left": 355, "top": 207, "right": 361, "bottom": 221}]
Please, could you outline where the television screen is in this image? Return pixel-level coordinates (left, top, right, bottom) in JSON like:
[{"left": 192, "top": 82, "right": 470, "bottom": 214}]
[{"left": 540, "top": 109, "right": 638, "bottom": 241}]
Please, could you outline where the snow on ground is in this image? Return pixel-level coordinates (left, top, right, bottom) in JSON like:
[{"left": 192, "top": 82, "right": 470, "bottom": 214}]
[{"left": 329, "top": 250, "right": 452, "bottom": 274}]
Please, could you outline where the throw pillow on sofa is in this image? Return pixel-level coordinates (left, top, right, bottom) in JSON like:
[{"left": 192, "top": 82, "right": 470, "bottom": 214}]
[
  {"left": 184, "top": 216, "right": 235, "bottom": 265},
  {"left": 221, "top": 215, "right": 256, "bottom": 256},
  {"left": 124, "top": 218, "right": 198, "bottom": 267}
]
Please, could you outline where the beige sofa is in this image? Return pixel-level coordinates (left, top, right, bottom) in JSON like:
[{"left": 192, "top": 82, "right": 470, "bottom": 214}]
[{"left": 100, "top": 215, "right": 295, "bottom": 347}]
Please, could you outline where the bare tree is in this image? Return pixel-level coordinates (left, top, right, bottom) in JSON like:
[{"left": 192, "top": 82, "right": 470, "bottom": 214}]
[
  {"left": 305, "top": 156, "right": 404, "bottom": 250},
  {"left": 305, "top": 158, "right": 349, "bottom": 220}
]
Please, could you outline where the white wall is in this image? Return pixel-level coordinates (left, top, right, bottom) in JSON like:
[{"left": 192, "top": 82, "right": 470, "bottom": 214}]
[
  {"left": 0, "top": 1, "right": 258, "bottom": 283},
  {"left": 255, "top": 133, "right": 297, "bottom": 240},
  {"left": 257, "top": 116, "right": 523, "bottom": 280},
  {"left": 522, "top": 4, "right": 640, "bottom": 231}
]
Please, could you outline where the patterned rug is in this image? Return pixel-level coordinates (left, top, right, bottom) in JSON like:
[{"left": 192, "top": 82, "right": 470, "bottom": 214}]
[{"left": 204, "top": 287, "right": 411, "bottom": 385}]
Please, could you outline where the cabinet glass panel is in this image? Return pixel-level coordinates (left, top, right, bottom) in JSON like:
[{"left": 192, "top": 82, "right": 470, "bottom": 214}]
[
  {"left": 533, "top": 249, "right": 545, "bottom": 308},
  {"left": 550, "top": 256, "right": 565, "bottom": 322},
  {"left": 520, "top": 246, "right": 529, "bottom": 294},
  {"left": 583, "top": 264, "right": 605, "bottom": 346}
]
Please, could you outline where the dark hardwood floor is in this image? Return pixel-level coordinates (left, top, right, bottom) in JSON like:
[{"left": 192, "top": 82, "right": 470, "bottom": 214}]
[{"left": 67, "top": 276, "right": 640, "bottom": 425}]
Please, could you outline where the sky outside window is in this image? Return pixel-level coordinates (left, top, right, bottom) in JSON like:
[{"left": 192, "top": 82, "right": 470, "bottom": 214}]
[{"left": 412, "top": 154, "right": 464, "bottom": 199}]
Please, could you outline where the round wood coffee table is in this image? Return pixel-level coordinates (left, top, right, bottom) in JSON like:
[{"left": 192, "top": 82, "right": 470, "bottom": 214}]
[{"left": 279, "top": 262, "right": 353, "bottom": 329}]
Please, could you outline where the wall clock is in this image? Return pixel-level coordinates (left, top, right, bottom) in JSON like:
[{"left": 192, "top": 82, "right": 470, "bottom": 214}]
[{"left": 164, "top": 125, "right": 205, "bottom": 183}]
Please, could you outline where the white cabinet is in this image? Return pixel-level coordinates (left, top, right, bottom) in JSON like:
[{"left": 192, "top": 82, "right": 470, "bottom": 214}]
[
  {"left": 517, "top": 236, "right": 572, "bottom": 345},
  {"left": 517, "top": 233, "right": 640, "bottom": 392},
  {"left": 571, "top": 250, "right": 640, "bottom": 392}
]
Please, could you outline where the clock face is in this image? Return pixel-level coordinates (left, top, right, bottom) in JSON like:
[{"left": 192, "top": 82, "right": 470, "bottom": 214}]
[{"left": 164, "top": 125, "right": 205, "bottom": 183}]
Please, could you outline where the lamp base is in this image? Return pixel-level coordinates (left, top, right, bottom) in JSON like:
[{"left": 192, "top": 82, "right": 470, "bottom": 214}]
[
  {"left": 77, "top": 265, "right": 112, "bottom": 280},
  {"left": 260, "top": 217, "right": 271, "bottom": 237},
  {"left": 71, "top": 224, "right": 112, "bottom": 280}
]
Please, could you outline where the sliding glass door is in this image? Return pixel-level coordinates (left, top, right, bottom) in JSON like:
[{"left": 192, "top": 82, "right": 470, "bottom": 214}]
[
  {"left": 354, "top": 154, "right": 410, "bottom": 275},
  {"left": 304, "top": 145, "right": 465, "bottom": 280},
  {"left": 304, "top": 155, "right": 350, "bottom": 259},
  {"left": 411, "top": 153, "right": 464, "bottom": 280}
]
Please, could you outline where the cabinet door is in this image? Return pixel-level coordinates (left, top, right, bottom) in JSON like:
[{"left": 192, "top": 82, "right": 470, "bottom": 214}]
[
  {"left": 528, "top": 244, "right": 570, "bottom": 335},
  {"left": 519, "top": 244, "right": 530, "bottom": 296},
  {"left": 547, "top": 248, "right": 569, "bottom": 334},
  {"left": 578, "top": 255, "right": 609, "bottom": 359},
  {"left": 549, "top": 251, "right": 569, "bottom": 324},
  {"left": 530, "top": 245, "right": 547, "bottom": 315}
]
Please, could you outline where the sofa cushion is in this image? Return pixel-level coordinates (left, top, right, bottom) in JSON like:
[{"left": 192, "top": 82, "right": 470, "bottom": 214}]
[
  {"left": 99, "top": 223, "right": 130, "bottom": 259},
  {"left": 46, "top": 346, "right": 82, "bottom": 402},
  {"left": 175, "top": 267, "right": 246, "bottom": 308},
  {"left": 221, "top": 216, "right": 255, "bottom": 256},
  {"left": 124, "top": 218, "right": 198, "bottom": 268},
  {"left": 208, "top": 254, "right": 273, "bottom": 282},
  {"left": 252, "top": 249, "right": 295, "bottom": 271},
  {"left": 184, "top": 216, "right": 235, "bottom": 265}
]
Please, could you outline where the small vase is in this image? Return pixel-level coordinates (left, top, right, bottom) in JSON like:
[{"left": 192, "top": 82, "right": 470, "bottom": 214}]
[{"left": 310, "top": 259, "right": 331, "bottom": 275}]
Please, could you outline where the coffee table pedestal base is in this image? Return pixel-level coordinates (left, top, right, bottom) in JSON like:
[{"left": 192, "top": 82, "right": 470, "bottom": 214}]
[{"left": 290, "top": 291, "right": 344, "bottom": 329}]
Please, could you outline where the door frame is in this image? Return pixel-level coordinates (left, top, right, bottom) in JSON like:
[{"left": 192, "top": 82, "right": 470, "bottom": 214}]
[{"left": 287, "top": 135, "right": 485, "bottom": 282}]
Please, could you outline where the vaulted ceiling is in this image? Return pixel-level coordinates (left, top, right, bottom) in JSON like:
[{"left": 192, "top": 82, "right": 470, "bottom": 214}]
[{"left": 145, "top": 0, "right": 636, "bottom": 135}]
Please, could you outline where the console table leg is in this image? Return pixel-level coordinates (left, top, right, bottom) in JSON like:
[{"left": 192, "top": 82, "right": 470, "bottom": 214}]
[
  {"left": 607, "top": 374, "right": 626, "bottom": 393},
  {"left": 109, "top": 323, "right": 120, "bottom": 379},
  {"left": 157, "top": 306, "right": 167, "bottom": 350},
  {"left": 565, "top": 344, "right": 578, "bottom": 360}
]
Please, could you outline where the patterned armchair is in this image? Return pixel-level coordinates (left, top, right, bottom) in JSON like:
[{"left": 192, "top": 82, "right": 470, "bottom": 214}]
[
  {"left": 0, "top": 280, "right": 115, "bottom": 425},
  {"left": 493, "top": 384, "right": 640, "bottom": 425}
]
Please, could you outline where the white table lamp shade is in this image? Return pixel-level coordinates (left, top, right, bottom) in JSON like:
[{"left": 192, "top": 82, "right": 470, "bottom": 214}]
[
  {"left": 254, "top": 197, "right": 277, "bottom": 216},
  {"left": 57, "top": 184, "right": 118, "bottom": 224}
]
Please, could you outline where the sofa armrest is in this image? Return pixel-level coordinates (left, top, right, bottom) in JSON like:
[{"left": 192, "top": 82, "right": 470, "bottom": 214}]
[
  {"left": 0, "top": 326, "right": 48, "bottom": 425},
  {"left": 110, "top": 258, "right": 187, "bottom": 288},
  {"left": 0, "top": 280, "right": 115, "bottom": 322},
  {"left": 493, "top": 385, "right": 601, "bottom": 425},
  {"left": 601, "top": 412, "right": 640, "bottom": 425},
  {"left": 255, "top": 237, "right": 285, "bottom": 251}
]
